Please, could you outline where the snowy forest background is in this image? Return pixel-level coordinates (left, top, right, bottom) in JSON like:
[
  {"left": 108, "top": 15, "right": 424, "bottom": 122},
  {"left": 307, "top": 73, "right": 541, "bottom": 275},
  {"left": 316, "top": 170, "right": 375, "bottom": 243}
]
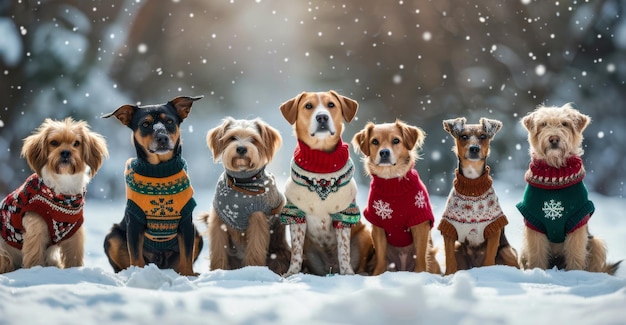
[{"left": 1, "top": 0, "right": 625, "bottom": 200}]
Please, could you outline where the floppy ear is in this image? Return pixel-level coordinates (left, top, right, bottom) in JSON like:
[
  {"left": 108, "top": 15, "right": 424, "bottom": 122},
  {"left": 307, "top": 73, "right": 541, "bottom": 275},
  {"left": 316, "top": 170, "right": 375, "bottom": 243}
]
[
  {"left": 255, "top": 118, "right": 283, "bottom": 160},
  {"left": 206, "top": 118, "right": 233, "bottom": 161},
  {"left": 280, "top": 93, "right": 304, "bottom": 125},
  {"left": 21, "top": 119, "right": 51, "bottom": 175},
  {"left": 521, "top": 111, "right": 536, "bottom": 131},
  {"left": 351, "top": 122, "right": 374, "bottom": 156},
  {"left": 170, "top": 95, "right": 203, "bottom": 120},
  {"left": 329, "top": 90, "right": 358, "bottom": 123},
  {"left": 443, "top": 117, "right": 466, "bottom": 138},
  {"left": 397, "top": 120, "right": 425, "bottom": 150},
  {"left": 480, "top": 118, "right": 503, "bottom": 138},
  {"left": 569, "top": 108, "right": 591, "bottom": 132},
  {"left": 101, "top": 104, "right": 136, "bottom": 127},
  {"left": 80, "top": 122, "right": 109, "bottom": 177}
]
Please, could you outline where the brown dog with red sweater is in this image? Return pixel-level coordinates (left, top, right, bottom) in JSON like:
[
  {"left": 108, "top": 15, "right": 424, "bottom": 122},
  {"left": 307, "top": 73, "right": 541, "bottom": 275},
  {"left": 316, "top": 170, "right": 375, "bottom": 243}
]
[{"left": 352, "top": 120, "right": 441, "bottom": 275}]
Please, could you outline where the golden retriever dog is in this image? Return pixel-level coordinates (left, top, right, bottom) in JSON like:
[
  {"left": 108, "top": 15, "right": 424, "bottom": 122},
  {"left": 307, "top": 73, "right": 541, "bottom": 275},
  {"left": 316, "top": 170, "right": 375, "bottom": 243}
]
[
  {"left": 352, "top": 120, "right": 441, "bottom": 275},
  {"left": 199, "top": 118, "right": 291, "bottom": 274},
  {"left": 517, "top": 104, "right": 620, "bottom": 274},
  {"left": 0, "top": 118, "right": 108, "bottom": 273},
  {"left": 279, "top": 90, "right": 373, "bottom": 277},
  {"left": 439, "top": 117, "right": 518, "bottom": 275}
]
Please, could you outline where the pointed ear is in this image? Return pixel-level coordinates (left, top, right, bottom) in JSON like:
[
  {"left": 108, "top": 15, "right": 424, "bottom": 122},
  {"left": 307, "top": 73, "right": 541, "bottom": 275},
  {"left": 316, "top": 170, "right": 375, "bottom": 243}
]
[
  {"left": 21, "top": 119, "right": 52, "bottom": 175},
  {"left": 79, "top": 122, "right": 109, "bottom": 177},
  {"left": 397, "top": 120, "right": 425, "bottom": 150},
  {"left": 351, "top": 122, "right": 373, "bottom": 156},
  {"left": 329, "top": 90, "right": 358, "bottom": 123},
  {"left": 255, "top": 119, "right": 283, "bottom": 160},
  {"left": 101, "top": 105, "right": 136, "bottom": 127},
  {"left": 206, "top": 118, "right": 233, "bottom": 161},
  {"left": 279, "top": 92, "right": 304, "bottom": 125},
  {"left": 443, "top": 117, "right": 466, "bottom": 138},
  {"left": 170, "top": 95, "right": 203, "bottom": 120},
  {"left": 521, "top": 111, "right": 535, "bottom": 131},
  {"left": 480, "top": 118, "right": 503, "bottom": 138}
]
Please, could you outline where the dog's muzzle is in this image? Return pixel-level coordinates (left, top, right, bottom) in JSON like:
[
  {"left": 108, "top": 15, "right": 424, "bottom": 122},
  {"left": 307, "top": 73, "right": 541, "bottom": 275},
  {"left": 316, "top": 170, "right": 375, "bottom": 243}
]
[
  {"left": 313, "top": 113, "right": 335, "bottom": 135},
  {"left": 377, "top": 149, "right": 393, "bottom": 165},
  {"left": 468, "top": 145, "right": 481, "bottom": 160}
]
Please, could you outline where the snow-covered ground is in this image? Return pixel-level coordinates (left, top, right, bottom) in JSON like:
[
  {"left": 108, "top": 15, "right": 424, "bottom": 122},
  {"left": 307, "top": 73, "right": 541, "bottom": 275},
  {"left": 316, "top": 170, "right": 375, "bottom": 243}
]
[{"left": 1, "top": 182, "right": 625, "bottom": 325}]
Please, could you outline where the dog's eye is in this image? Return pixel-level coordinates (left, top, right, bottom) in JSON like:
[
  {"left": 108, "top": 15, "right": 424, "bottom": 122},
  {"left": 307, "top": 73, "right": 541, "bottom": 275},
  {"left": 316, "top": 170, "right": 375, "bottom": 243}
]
[
  {"left": 479, "top": 134, "right": 487, "bottom": 140},
  {"left": 305, "top": 103, "right": 313, "bottom": 109},
  {"left": 142, "top": 122, "right": 150, "bottom": 128},
  {"left": 561, "top": 122, "right": 569, "bottom": 127},
  {"left": 166, "top": 119, "right": 174, "bottom": 124},
  {"left": 371, "top": 139, "right": 379, "bottom": 145},
  {"left": 50, "top": 140, "right": 59, "bottom": 147},
  {"left": 460, "top": 135, "right": 469, "bottom": 140},
  {"left": 392, "top": 138, "right": 400, "bottom": 145},
  {"left": 541, "top": 122, "right": 547, "bottom": 127},
  {"left": 73, "top": 140, "right": 80, "bottom": 147},
  {"left": 328, "top": 102, "right": 335, "bottom": 108}
]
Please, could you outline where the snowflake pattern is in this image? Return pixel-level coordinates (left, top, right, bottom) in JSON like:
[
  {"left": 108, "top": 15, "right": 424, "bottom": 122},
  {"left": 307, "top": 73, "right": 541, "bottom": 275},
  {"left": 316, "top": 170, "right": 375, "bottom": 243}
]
[
  {"left": 221, "top": 204, "right": 240, "bottom": 223},
  {"left": 542, "top": 199, "right": 564, "bottom": 220},
  {"left": 415, "top": 190, "right": 426, "bottom": 208},
  {"left": 373, "top": 199, "right": 393, "bottom": 220}
]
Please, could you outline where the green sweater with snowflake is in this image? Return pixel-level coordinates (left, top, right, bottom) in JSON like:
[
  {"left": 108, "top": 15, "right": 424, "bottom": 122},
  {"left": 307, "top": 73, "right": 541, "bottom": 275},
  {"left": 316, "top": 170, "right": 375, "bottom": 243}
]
[{"left": 516, "top": 156, "right": 594, "bottom": 243}]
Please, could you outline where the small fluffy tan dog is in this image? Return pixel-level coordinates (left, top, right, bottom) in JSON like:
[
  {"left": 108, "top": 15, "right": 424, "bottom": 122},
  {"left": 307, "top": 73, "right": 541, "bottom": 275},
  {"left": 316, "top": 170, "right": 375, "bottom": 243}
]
[
  {"left": 517, "top": 104, "right": 620, "bottom": 274},
  {"left": 352, "top": 120, "right": 441, "bottom": 275},
  {"left": 439, "top": 117, "right": 518, "bottom": 275},
  {"left": 279, "top": 90, "right": 373, "bottom": 277},
  {"left": 199, "top": 118, "right": 291, "bottom": 274},
  {"left": 0, "top": 118, "right": 108, "bottom": 273}
]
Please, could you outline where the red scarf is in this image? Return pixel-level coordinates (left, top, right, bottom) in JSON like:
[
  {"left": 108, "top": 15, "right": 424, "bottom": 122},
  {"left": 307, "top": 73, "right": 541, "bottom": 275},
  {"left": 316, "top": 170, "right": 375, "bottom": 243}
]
[
  {"left": 525, "top": 156, "right": 585, "bottom": 189},
  {"left": 293, "top": 140, "right": 350, "bottom": 173}
]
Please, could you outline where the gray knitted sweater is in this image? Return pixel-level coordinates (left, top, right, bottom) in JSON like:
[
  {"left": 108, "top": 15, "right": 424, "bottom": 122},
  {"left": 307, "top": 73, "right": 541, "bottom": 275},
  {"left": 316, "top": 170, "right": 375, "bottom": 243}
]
[{"left": 213, "top": 167, "right": 284, "bottom": 231}]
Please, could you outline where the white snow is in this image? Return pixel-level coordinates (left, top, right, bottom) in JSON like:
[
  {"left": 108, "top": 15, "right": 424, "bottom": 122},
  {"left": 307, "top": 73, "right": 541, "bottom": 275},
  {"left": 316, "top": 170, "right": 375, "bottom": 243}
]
[{"left": 1, "top": 184, "right": 625, "bottom": 324}]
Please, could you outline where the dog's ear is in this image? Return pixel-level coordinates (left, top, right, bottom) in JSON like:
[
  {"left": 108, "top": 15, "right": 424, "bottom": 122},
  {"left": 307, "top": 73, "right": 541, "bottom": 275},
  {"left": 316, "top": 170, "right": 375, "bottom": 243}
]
[
  {"left": 351, "top": 122, "right": 374, "bottom": 156},
  {"left": 564, "top": 104, "right": 591, "bottom": 132},
  {"left": 397, "top": 119, "right": 426, "bottom": 150},
  {"left": 255, "top": 119, "right": 283, "bottom": 160},
  {"left": 521, "top": 111, "right": 536, "bottom": 131},
  {"left": 78, "top": 121, "right": 109, "bottom": 177},
  {"left": 170, "top": 96, "right": 203, "bottom": 120},
  {"left": 21, "top": 119, "right": 52, "bottom": 175},
  {"left": 480, "top": 118, "right": 503, "bottom": 138},
  {"left": 206, "top": 118, "right": 233, "bottom": 161},
  {"left": 329, "top": 90, "right": 358, "bottom": 123},
  {"left": 279, "top": 93, "right": 304, "bottom": 125},
  {"left": 102, "top": 105, "right": 136, "bottom": 127},
  {"left": 443, "top": 117, "right": 466, "bottom": 138}
]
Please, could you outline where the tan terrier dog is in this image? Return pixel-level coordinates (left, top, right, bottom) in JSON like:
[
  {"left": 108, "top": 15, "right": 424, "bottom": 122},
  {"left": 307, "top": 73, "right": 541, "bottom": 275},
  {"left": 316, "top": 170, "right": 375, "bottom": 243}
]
[
  {"left": 352, "top": 120, "right": 441, "bottom": 275},
  {"left": 200, "top": 118, "right": 291, "bottom": 274},
  {"left": 517, "top": 104, "right": 620, "bottom": 274},
  {"left": 439, "top": 117, "right": 518, "bottom": 275}
]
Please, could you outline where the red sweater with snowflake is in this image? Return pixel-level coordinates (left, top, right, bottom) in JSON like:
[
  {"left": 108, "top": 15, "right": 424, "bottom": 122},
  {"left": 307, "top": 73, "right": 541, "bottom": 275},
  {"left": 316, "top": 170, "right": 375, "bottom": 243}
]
[
  {"left": 1, "top": 174, "right": 84, "bottom": 249},
  {"left": 363, "top": 168, "right": 434, "bottom": 247}
]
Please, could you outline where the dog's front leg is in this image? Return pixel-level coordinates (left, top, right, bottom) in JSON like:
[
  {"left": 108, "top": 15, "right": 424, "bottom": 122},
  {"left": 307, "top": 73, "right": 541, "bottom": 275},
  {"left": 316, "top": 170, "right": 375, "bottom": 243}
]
[
  {"left": 483, "top": 229, "right": 501, "bottom": 267},
  {"left": 176, "top": 222, "right": 197, "bottom": 276},
  {"left": 244, "top": 212, "right": 270, "bottom": 266},
  {"left": 371, "top": 226, "right": 388, "bottom": 275},
  {"left": 126, "top": 217, "right": 146, "bottom": 268},
  {"left": 410, "top": 222, "right": 430, "bottom": 273},
  {"left": 283, "top": 223, "right": 306, "bottom": 277},
  {"left": 21, "top": 213, "right": 50, "bottom": 268},
  {"left": 564, "top": 226, "right": 589, "bottom": 271},
  {"left": 443, "top": 235, "right": 458, "bottom": 275},
  {"left": 58, "top": 227, "right": 85, "bottom": 268},
  {"left": 521, "top": 227, "right": 550, "bottom": 270},
  {"left": 336, "top": 226, "right": 355, "bottom": 275}
]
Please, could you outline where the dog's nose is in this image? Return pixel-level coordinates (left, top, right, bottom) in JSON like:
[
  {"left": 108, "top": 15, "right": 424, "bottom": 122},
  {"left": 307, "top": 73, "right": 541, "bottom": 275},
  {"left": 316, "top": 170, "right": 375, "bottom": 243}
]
[
  {"left": 155, "top": 133, "right": 169, "bottom": 146},
  {"left": 379, "top": 149, "right": 390, "bottom": 159},
  {"left": 549, "top": 136, "right": 560, "bottom": 145},
  {"left": 236, "top": 146, "right": 247, "bottom": 155},
  {"left": 316, "top": 114, "right": 329, "bottom": 124},
  {"left": 60, "top": 150, "right": 71, "bottom": 159},
  {"left": 469, "top": 145, "right": 480, "bottom": 154}
]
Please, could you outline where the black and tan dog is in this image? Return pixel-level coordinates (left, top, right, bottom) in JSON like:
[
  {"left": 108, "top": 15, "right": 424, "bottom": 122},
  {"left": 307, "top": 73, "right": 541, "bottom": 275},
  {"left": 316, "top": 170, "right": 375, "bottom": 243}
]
[
  {"left": 439, "top": 117, "right": 519, "bottom": 275},
  {"left": 102, "top": 96, "right": 204, "bottom": 276}
]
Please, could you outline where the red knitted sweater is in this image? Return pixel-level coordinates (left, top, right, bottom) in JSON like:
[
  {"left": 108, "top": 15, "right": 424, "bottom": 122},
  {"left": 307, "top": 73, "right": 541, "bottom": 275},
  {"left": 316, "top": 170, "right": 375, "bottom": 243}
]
[
  {"left": 1, "top": 174, "right": 84, "bottom": 249},
  {"left": 363, "top": 168, "right": 434, "bottom": 247},
  {"left": 293, "top": 139, "right": 350, "bottom": 173}
]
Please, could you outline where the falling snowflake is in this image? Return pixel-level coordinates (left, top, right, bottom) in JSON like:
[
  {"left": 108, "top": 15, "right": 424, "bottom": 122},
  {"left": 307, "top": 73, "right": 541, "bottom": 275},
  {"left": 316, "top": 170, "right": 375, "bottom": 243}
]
[
  {"left": 542, "top": 199, "right": 564, "bottom": 220},
  {"left": 373, "top": 199, "right": 393, "bottom": 220},
  {"left": 415, "top": 190, "right": 426, "bottom": 208}
]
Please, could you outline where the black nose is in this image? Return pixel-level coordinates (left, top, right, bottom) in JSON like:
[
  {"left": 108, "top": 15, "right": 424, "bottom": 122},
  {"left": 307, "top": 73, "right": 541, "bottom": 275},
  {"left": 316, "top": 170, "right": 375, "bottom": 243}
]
[
  {"left": 236, "top": 146, "right": 247, "bottom": 155},
  {"left": 156, "top": 133, "right": 169, "bottom": 146},
  {"left": 379, "top": 149, "right": 390, "bottom": 159},
  {"left": 469, "top": 145, "right": 480, "bottom": 154},
  {"left": 61, "top": 150, "right": 71, "bottom": 159},
  {"left": 316, "top": 114, "right": 329, "bottom": 123}
]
